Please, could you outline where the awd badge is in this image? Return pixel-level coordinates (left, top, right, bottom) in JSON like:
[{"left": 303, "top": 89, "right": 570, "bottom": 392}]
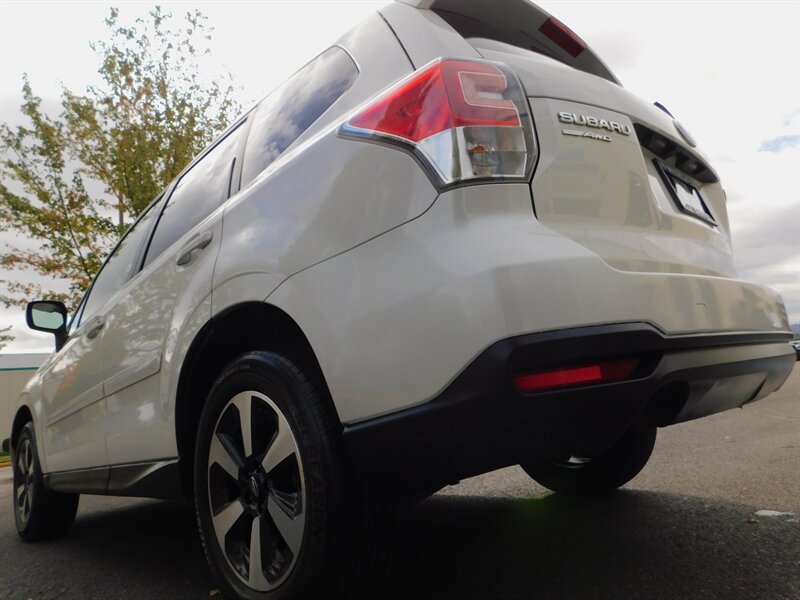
[{"left": 562, "top": 129, "right": 612, "bottom": 142}]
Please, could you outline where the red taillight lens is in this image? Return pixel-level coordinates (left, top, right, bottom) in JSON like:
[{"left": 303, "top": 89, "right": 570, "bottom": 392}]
[
  {"left": 341, "top": 58, "right": 536, "bottom": 188},
  {"left": 515, "top": 359, "right": 639, "bottom": 393},
  {"left": 348, "top": 64, "right": 450, "bottom": 143},
  {"left": 451, "top": 66, "right": 520, "bottom": 127}
]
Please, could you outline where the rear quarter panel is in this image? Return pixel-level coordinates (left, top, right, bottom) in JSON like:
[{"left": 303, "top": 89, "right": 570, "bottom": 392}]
[{"left": 211, "top": 12, "right": 434, "bottom": 314}]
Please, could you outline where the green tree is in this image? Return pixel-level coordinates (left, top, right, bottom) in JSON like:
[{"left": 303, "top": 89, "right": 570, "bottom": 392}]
[
  {"left": 0, "top": 325, "right": 12, "bottom": 350},
  {"left": 1, "top": 78, "right": 114, "bottom": 308},
  {"left": 1, "top": 6, "right": 239, "bottom": 319},
  {"left": 63, "top": 6, "right": 238, "bottom": 225}
]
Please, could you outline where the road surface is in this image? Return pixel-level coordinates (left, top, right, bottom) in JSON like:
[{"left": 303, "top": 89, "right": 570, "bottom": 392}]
[{"left": 1, "top": 365, "right": 798, "bottom": 599}]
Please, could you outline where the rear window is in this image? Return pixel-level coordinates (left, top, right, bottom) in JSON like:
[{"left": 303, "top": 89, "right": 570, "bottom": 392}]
[
  {"left": 240, "top": 46, "right": 358, "bottom": 188},
  {"left": 144, "top": 124, "right": 244, "bottom": 266},
  {"left": 430, "top": 2, "right": 619, "bottom": 84}
]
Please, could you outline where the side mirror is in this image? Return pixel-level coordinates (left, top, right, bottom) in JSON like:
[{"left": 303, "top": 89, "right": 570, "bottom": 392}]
[{"left": 26, "top": 300, "right": 69, "bottom": 351}]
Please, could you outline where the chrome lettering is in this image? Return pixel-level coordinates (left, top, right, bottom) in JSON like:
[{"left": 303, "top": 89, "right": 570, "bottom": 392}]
[
  {"left": 562, "top": 129, "right": 612, "bottom": 142},
  {"left": 557, "top": 111, "right": 631, "bottom": 136}
]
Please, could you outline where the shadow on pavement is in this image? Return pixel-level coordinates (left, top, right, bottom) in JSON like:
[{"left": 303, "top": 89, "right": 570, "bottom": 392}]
[
  {"left": 385, "top": 490, "right": 800, "bottom": 599},
  {"left": 2, "top": 489, "right": 797, "bottom": 599},
  {"left": 1, "top": 499, "right": 213, "bottom": 599}
]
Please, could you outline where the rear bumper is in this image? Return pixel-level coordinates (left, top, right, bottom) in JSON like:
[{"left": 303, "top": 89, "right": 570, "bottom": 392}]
[{"left": 343, "top": 323, "right": 795, "bottom": 499}]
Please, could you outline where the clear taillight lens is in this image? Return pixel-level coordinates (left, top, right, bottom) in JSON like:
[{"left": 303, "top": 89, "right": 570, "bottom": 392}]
[{"left": 339, "top": 58, "right": 537, "bottom": 189}]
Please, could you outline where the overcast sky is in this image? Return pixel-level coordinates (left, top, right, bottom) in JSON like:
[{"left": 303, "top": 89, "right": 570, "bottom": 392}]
[{"left": 1, "top": 0, "right": 798, "bottom": 352}]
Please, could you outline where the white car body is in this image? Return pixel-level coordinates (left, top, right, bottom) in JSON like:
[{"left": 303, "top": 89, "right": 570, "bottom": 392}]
[{"left": 10, "top": 0, "right": 794, "bottom": 507}]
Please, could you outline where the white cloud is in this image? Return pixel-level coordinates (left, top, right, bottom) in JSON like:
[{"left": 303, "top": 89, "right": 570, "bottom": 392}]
[{"left": 0, "top": 309, "right": 53, "bottom": 353}]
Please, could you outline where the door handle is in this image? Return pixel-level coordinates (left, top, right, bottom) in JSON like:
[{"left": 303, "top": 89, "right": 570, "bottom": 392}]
[
  {"left": 85, "top": 315, "right": 105, "bottom": 340},
  {"left": 176, "top": 230, "right": 213, "bottom": 266}
]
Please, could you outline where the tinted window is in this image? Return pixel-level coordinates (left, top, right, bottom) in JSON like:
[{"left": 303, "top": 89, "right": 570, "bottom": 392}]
[
  {"left": 145, "top": 125, "right": 243, "bottom": 265},
  {"left": 80, "top": 202, "right": 159, "bottom": 325},
  {"left": 240, "top": 47, "right": 358, "bottom": 187}
]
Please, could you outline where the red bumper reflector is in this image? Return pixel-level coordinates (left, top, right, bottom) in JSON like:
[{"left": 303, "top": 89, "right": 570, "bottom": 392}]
[{"left": 515, "top": 359, "right": 639, "bottom": 393}]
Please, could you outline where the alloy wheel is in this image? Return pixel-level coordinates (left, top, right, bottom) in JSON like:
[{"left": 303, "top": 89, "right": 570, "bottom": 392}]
[
  {"left": 14, "top": 438, "right": 35, "bottom": 526},
  {"left": 207, "top": 390, "right": 306, "bottom": 591}
]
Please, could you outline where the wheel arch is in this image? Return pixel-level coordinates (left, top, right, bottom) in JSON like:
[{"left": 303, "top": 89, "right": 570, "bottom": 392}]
[
  {"left": 10, "top": 404, "right": 34, "bottom": 451},
  {"left": 173, "top": 301, "right": 335, "bottom": 495}
]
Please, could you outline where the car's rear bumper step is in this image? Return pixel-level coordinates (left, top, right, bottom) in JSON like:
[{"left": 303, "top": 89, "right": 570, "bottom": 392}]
[{"left": 342, "top": 323, "right": 795, "bottom": 499}]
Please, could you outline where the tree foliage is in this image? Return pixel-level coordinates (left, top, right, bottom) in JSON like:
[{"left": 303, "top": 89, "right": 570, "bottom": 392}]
[
  {"left": 63, "top": 6, "right": 238, "bottom": 223},
  {"left": 1, "top": 6, "right": 239, "bottom": 318},
  {"left": 0, "top": 325, "right": 12, "bottom": 350},
  {"left": 1, "top": 78, "right": 114, "bottom": 308}
]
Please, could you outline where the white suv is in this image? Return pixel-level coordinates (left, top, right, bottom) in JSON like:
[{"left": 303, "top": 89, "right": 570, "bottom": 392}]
[{"left": 9, "top": 2, "right": 795, "bottom": 599}]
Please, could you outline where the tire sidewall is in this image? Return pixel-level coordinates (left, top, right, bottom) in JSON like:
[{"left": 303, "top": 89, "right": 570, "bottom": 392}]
[
  {"left": 194, "top": 353, "right": 331, "bottom": 600},
  {"left": 13, "top": 423, "right": 44, "bottom": 537}
]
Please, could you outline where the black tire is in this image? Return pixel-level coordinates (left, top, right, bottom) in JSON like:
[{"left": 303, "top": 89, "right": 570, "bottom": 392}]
[
  {"left": 13, "top": 422, "right": 79, "bottom": 541},
  {"left": 521, "top": 424, "right": 657, "bottom": 497},
  {"left": 194, "top": 351, "right": 392, "bottom": 600}
]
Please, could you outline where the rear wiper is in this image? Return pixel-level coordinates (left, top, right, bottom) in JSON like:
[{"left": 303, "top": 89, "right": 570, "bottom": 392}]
[{"left": 654, "top": 102, "right": 674, "bottom": 118}]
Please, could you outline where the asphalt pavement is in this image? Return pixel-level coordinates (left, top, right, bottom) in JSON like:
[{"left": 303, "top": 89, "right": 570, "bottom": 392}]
[{"left": 1, "top": 365, "right": 798, "bottom": 599}]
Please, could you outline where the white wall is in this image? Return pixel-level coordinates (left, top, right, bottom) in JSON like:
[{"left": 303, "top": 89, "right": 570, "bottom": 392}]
[{"left": 1, "top": 353, "right": 49, "bottom": 443}]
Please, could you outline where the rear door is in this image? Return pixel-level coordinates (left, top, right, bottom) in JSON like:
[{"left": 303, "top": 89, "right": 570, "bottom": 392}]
[{"left": 102, "top": 121, "right": 246, "bottom": 466}]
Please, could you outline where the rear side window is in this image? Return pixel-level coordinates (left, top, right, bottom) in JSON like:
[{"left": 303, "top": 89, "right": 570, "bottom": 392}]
[
  {"left": 144, "top": 125, "right": 243, "bottom": 266},
  {"left": 240, "top": 46, "right": 358, "bottom": 188}
]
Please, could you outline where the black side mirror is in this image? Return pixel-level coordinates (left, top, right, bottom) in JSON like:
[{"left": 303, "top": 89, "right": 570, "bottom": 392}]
[{"left": 26, "top": 300, "right": 69, "bottom": 351}]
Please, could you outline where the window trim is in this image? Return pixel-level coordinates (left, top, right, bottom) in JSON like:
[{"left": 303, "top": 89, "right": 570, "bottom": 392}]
[
  {"left": 141, "top": 118, "right": 249, "bottom": 268},
  {"left": 231, "top": 111, "right": 255, "bottom": 197},
  {"left": 66, "top": 114, "right": 251, "bottom": 337},
  {"left": 132, "top": 192, "right": 170, "bottom": 274},
  {"left": 69, "top": 194, "right": 165, "bottom": 332},
  {"left": 238, "top": 45, "right": 359, "bottom": 190}
]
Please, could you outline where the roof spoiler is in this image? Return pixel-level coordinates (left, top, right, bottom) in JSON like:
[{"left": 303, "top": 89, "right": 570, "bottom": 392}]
[{"left": 397, "top": 0, "right": 621, "bottom": 85}]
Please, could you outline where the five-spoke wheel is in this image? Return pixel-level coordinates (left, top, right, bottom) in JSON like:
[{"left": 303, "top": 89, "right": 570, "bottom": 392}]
[
  {"left": 195, "top": 351, "right": 392, "bottom": 599},
  {"left": 14, "top": 436, "right": 35, "bottom": 527},
  {"left": 12, "top": 422, "right": 79, "bottom": 541},
  {"left": 208, "top": 390, "right": 305, "bottom": 591}
]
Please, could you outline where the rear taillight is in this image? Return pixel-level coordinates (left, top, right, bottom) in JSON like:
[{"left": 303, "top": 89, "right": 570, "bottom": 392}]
[{"left": 340, "top": 58, "right": 536, "bottom": 189}]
